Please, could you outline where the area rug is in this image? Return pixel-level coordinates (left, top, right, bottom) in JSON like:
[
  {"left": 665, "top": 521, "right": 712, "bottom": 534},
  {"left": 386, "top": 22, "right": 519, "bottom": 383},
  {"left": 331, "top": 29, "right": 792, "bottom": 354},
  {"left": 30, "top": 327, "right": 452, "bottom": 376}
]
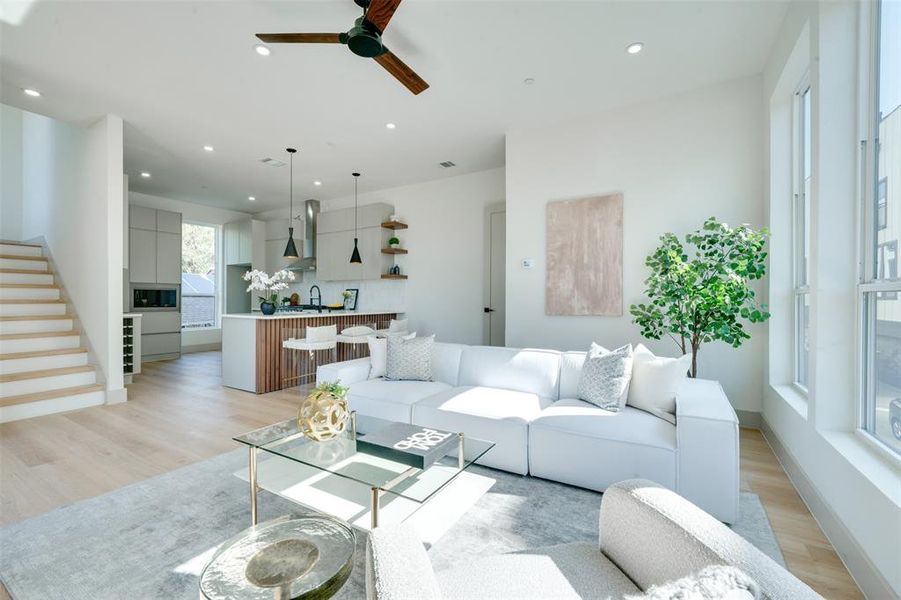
[{"left": 0, "top": 449, "right": 784, "bottom": 600}]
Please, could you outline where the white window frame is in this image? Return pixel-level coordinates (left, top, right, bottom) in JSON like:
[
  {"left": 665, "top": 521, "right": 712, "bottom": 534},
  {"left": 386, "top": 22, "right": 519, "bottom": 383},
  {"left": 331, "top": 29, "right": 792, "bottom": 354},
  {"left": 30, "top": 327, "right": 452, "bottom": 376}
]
[
  {"left": 181, "top": 221, "right": 221, "bottom": 331},
  {"left": 857, "top": 0, "right": 901, "bottom": 456},
  {"left": 792, "top": 72, "right": 812, "bottom": 392}
]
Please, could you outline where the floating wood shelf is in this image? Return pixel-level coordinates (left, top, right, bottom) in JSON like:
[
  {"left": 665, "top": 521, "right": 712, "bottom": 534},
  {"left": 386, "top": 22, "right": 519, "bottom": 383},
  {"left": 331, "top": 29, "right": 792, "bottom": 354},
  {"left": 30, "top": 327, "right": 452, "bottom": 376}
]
[
  {"left": 381, "top": 221, "right": 408, "bottom": 230},
  {"left": 381, "top": 274, "right": 408, "bottom": 280},
  {"left": 381, "top": 248, "right": 408, "bottom": 254}
]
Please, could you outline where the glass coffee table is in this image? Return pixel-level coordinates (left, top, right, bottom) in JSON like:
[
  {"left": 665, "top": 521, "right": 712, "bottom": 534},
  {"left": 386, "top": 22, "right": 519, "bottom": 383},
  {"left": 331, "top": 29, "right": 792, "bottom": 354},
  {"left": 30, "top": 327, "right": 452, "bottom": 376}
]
[{"left": 234, "top": 413, "right": 495, "bottom": 529}]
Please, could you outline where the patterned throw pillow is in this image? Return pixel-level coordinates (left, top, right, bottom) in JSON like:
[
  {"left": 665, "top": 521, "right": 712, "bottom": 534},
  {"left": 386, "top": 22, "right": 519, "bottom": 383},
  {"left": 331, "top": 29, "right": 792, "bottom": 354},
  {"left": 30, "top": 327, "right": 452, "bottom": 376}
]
[
  {"left": 576, "top": 343, "right": 634, "bottom": 411},
  {"left": 386, "top": 334, "right": 435, "bottom": 381}
]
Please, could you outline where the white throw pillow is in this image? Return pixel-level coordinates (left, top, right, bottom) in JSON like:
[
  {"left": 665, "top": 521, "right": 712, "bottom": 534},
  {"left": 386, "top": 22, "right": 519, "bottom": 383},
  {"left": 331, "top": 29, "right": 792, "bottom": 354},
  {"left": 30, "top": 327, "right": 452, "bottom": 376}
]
[
  {"left": 576, "top": 343, "right": 633, "bottom": 411},
  {"left": 341, "top": 325, "right": 375, "bottom": 337},
  {"left": 388, "top": 319, "right": 408, "bottom": 333},
  {"left": 367, "top": 332, "right": 416, "bottom": 379},
  {"left": 386, "top": 334, "right": 435, "bottom": 381},
  {"left": 626, "top": 344, "right": 692, "bottom": 423}
]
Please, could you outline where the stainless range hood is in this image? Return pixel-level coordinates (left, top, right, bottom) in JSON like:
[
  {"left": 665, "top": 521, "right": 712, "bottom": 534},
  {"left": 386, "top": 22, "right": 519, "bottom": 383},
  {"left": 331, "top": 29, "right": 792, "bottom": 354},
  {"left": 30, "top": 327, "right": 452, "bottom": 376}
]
[{"left": 286, "top": 199, "right": 319, "bottom": 271}]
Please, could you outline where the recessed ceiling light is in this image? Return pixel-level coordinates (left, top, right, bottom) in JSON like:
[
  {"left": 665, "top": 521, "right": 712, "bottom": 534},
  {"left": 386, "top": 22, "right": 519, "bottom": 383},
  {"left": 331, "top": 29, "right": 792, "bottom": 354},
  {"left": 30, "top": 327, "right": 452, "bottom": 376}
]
[
  {"left": 626, "top": 42, "right": 644, "bottom": 55},
  {"left": 385, "top": 123, "right": 396, "bottom": 129},
  {"left": 254, "top": 44, "right": 271, "bottom": 56},
  {"left": 523, "top": 78, "right": 535, "bottom": 86},
  {"left": 22, "top": 88, "right": 41, "bottom": 97},
  {"left": 248, "top": 196, "right": 256, "bottom": 201},
  {"left": 140, "top": 172, "right": 151, "bottom": 178},
  {"left": 203, "top": 145, "right": 214, "bottom": 152},
  {"left": 313, "top": 180, "right": 322, "bottom": 186}
]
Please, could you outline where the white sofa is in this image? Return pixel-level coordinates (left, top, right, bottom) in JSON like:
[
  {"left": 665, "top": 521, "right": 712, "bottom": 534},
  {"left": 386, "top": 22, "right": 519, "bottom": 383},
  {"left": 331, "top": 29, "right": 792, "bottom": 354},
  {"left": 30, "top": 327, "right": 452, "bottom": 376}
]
[
  {"left": 317, "top": 342, "right": 740, "bottom": 523},
  {"left": 365, "top": 479, "right": 822, "bottom": 600}
]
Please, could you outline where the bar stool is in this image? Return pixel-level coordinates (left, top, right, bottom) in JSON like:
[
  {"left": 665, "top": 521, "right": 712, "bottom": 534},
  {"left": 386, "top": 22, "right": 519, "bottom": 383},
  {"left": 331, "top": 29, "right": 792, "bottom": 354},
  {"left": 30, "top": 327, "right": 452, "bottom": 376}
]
[
  {"left": 282, "top": 324, "right": 338, "bottom": 388},
  {"left": 375, "top": 318, "right": 409, "bottom": 338},
  {"left": 336, "top": 323, "right": 377, "bottom": 360}
]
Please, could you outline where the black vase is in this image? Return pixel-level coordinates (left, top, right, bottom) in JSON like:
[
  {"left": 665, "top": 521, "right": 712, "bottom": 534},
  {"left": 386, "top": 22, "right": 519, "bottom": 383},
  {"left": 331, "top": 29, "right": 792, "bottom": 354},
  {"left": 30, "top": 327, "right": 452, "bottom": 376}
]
[{"left": 260, "top": 301, "right": 276, "bottom": 315}]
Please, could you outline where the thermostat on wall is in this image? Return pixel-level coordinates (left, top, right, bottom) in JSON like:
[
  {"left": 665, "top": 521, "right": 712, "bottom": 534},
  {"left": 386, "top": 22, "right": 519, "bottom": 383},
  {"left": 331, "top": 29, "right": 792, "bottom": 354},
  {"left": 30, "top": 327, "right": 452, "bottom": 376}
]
[{"left": 522, "top": 258, "right": 534, "bottom": 268}]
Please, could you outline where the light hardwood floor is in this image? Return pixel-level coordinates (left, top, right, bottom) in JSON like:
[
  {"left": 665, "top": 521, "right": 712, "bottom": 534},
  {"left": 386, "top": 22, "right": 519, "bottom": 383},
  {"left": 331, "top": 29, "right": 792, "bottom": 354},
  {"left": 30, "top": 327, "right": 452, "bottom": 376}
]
[{"left": 0, "top": 351, "right": 863, "bottom": 598}]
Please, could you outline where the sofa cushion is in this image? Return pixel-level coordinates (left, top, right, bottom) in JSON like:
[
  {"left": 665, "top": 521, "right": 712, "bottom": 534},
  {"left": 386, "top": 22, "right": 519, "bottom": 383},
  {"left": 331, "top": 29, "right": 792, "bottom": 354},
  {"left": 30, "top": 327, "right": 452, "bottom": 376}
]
[
  {"left": 347, "top": 379, "right": 451, "bottom": 423},
  {"left": 431, "top": 342, "right": 465, "bottom": 386},
  {"left": 457, "top": 346, "right": 561, "bottom": 401},
  {"left": 411, "top": 386, "right": 548, "bottom": 475},
  {"left": 436, "top": 542, "right": 640, "bottom": 599},
  {"left": 529, "top": 399, "right": 677, "bottom": 491}
]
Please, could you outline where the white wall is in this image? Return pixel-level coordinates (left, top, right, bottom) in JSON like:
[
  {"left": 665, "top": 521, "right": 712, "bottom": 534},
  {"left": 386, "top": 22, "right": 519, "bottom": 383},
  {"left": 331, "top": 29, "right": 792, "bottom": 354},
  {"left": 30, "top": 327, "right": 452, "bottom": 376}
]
[
  {"left": 2, "top": 104, "right": 125, "bottom": 398},
  {"left": 505, "top": 76, "right": 766, "bottom": 413},
  {"left": 129, "top": 191, "right": 253, "bottom": 351},
  {"left": 256, "top": 168, "right": 505, "bottom": 344},
  {"left": 0, "top": 105, "right": 23, "bottom": 240},
  {"left": 763, "top": 3, "right": 901, "bottom": 597}
]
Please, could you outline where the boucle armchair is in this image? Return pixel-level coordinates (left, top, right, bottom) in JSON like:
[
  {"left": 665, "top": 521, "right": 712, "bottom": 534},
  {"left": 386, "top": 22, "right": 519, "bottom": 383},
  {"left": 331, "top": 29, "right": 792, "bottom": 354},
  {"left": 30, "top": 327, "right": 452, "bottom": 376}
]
[{"left": 366, "top": 479, "right": 822, "bottom": 600}]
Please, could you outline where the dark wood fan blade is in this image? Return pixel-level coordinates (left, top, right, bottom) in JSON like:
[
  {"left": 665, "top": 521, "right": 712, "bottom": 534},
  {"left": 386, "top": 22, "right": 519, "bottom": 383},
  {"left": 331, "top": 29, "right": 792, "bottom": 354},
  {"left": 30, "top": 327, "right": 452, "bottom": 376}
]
[
  {"left": 374, "top": 49, "right": 429, "bottom": 95},
  {"left": 364, "top": 0, "right": 402, "bottom": 33},
  {"left": 256, "top": 33, "right": 342, "bottom": 44}
]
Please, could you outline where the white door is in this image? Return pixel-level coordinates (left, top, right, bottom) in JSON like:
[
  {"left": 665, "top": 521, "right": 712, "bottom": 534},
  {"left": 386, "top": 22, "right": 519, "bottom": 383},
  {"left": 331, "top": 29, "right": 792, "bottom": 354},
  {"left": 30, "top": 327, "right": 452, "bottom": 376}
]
[{"left": 485, "top": 207, "right": 506, "bottom": 346}]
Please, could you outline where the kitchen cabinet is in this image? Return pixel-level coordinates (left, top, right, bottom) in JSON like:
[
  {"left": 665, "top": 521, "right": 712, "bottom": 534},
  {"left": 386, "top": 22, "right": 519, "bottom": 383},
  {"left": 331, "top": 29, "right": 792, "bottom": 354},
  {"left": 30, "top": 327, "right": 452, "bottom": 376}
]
[
  {"left": 129, "top": 205, "right": 157, "bottom": 230},
  {"left": 315, "top": 203, "right": 393, "bottom": 281},
  {"left": 224, "top": 219, "right": 252, "bottom": 265},
  {"left": 141, "top": 311, "right": 182, "bottom": 334},
  {"left": 129, "top": 228, "right": 157, "bottom": 283},
  {"left": 156, "top": 209, "right": 182, "bottom": 234},
  {"left": 156, "top": 232, "right": 181, "bottom": 283}
]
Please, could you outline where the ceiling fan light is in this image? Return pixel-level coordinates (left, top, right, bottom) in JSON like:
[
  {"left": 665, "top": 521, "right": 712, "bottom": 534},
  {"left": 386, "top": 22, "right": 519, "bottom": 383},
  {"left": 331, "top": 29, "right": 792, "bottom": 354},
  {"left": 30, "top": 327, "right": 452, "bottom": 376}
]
[{"left": 284, "top": 228, "right": 299, "bottom": 259}]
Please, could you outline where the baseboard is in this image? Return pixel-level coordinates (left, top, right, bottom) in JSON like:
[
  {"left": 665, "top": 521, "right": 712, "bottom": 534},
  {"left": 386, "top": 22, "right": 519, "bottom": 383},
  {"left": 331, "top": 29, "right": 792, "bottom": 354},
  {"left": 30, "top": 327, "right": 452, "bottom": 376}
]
[
  {"left": 182, "top": 343, "right": 221, "bottom": 354},
  {"left": 761, "top": 418, "right": 897, "bottom": 600},
  {"left": 735, "top": 409, "right": 761, "bottom": 429}
]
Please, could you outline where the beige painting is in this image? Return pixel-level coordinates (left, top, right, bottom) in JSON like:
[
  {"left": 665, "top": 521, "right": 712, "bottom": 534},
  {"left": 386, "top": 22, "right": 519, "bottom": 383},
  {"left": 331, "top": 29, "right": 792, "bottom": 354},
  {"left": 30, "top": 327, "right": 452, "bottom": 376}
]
[{"left": 546, "top": 193, "right": 623, "bottom": 316}]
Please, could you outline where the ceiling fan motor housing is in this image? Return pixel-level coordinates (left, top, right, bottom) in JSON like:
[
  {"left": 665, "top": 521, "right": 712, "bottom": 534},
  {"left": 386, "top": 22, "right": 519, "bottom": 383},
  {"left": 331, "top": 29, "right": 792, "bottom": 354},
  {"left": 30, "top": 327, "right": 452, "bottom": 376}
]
[{"left": 344, "top": 16, "right": 384, "bottom": 58}]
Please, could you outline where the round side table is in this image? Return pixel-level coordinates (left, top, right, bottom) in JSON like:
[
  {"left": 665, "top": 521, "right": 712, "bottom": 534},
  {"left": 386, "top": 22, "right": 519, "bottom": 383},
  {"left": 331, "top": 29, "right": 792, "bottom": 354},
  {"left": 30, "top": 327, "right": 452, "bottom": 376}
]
[{"left": 200, "top": 515, "right": 355, "bottom": 600}]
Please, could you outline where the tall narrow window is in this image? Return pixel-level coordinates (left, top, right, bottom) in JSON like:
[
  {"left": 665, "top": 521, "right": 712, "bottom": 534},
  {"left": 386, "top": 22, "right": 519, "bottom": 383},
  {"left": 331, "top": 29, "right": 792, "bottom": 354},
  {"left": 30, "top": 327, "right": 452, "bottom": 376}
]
[
  {"left": 181, "top": 223, "right": 219, "bottom": 330},
  {"left": 861, "top": 0, "right": 900, "bottom": 455},
  {"left": 793, "top": 78, "right": 812, "bottom": 389}
]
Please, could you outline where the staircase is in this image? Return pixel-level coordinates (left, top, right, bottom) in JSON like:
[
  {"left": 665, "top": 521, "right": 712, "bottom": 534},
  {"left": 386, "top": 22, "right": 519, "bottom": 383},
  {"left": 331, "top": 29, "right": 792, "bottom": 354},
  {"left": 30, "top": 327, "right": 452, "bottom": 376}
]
[{"left": 0, "top": 241, "right": 104, "bottom": 422}]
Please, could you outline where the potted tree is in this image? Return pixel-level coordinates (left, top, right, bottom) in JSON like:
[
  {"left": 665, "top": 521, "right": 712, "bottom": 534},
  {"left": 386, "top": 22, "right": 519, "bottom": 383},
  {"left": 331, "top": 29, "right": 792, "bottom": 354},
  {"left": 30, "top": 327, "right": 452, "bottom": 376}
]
[
  {"left": 629, "top": 218, "right": 770, "bottom": 378},
  {"left": 243, "top": 269, "right": 295, "bottom": 315},
  {"left": 388, "top": 236, "right": 401, "bottom": 249}
]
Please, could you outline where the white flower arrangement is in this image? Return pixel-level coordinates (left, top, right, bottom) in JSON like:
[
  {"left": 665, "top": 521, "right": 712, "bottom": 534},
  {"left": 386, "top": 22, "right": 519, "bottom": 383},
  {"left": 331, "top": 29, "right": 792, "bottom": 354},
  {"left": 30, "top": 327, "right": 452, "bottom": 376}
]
[{"left": 243, "top": 269, "right": 296, "bottom": 304}]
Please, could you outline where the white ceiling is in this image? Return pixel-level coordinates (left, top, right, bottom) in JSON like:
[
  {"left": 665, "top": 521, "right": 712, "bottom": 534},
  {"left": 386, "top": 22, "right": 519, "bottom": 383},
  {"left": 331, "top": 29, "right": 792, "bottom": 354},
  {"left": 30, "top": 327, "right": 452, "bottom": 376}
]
[{"left": 1, "top": 0, "right": 787, "bottom": 213}]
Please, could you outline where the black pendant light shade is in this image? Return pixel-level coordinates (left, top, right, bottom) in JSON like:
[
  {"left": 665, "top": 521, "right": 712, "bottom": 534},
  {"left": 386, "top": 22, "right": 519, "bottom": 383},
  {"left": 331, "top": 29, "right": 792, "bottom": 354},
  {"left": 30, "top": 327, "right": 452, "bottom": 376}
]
[
  {"left": 283, "top": 148, "right": 299, "bottom": 259},
  {"left": 349, "top": 172, "right": 362, "bottom": 264}
]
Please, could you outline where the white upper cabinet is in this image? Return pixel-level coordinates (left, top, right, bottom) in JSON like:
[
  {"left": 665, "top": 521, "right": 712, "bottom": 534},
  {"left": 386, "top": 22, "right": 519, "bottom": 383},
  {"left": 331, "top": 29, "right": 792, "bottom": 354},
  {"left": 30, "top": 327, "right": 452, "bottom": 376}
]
[
  {"left": 129, "top": 228, "right": 157, "bottom": 283},
  {"left": 156, "top": 210, "right": 182, "bottom": 234},
  {"left": 129, "top": 205, "right": 157, "bottom": 230},
  {"left": 127, "top": 206, "right": 182, "bottom": 285},
  {"left": 156, "top": 232, "right": 181, "bottom": 283},
  {"left": 224, "top": 219, "right": 254, "bottom": 265}
]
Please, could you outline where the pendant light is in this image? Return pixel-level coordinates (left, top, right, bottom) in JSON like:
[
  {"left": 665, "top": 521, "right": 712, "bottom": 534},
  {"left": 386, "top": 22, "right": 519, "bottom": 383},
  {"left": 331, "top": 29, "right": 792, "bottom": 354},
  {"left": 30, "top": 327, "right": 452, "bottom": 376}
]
[
  {"left": 349, "top": 172, "right": 362, "bottom": 264},
  {"left": 283, "top": 148, "right": 299, "bottom": 259}
]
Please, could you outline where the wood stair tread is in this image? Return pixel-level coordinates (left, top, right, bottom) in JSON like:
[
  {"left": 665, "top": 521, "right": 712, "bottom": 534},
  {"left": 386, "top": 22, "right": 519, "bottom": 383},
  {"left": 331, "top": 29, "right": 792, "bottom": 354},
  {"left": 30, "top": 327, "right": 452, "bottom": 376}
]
[
  {"left": 0, "top": 383, "right": 103, "bottom": 407},
  {"left": 0, "top": 330, "right": 79, "bottom": 340},
  {"left": 0, "top": 254, "right": 48, "bottom": 261},
  {"left": 0, "top": 269, "right": 51, "bottom": 275},
  {"left": 0, "top": 299, "right": 65, "bottom": 304},
  {"left": 0, "top": 364, "right": 95, "bottom": 383},
  {"left": 0, "top": 241, "right": 41, "bottom": 248},
  {"left": 0, "top": 314, "right": 73, "bottom": 322},
  {"left": 0, "top": 347, "right": 87, "bottom": 361},
  {"left": 0, "top": 283, "right": 59, "bottom": 289}
]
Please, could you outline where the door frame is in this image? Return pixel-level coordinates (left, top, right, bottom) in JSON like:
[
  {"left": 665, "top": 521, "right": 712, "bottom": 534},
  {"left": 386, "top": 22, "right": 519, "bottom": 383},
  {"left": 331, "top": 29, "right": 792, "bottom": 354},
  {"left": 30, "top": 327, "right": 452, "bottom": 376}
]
[{"left": 482, "top": 201, "right": 506, "bottom": 345}]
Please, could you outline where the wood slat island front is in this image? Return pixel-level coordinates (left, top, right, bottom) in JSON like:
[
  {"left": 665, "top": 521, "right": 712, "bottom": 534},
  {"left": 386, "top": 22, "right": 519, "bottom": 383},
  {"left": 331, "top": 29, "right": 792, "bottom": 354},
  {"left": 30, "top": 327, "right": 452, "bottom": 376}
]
[{"left": 221, "top": 312, "right": 398, "bottom": 394}]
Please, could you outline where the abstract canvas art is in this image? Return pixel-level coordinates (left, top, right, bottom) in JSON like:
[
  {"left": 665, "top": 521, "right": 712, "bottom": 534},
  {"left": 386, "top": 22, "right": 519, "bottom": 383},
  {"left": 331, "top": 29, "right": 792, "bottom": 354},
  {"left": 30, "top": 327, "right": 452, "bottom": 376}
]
[{"left": 546, "top": 193, "right": 623, "bottom": 316}]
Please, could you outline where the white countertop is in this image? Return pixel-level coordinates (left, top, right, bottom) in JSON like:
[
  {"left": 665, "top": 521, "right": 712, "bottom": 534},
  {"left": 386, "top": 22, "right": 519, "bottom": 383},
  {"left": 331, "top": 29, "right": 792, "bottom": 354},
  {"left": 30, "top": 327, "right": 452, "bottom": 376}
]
[
  {"left": 222, "top": 310, "right": 400, "bottom": 320},
  {"left": 123, "top": 313, "right": 144, "bottom": 318}
]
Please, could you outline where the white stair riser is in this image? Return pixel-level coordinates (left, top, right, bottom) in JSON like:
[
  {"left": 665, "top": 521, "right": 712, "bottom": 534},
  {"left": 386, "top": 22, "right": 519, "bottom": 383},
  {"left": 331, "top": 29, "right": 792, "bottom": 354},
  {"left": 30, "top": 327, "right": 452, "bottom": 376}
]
[
  {"left": 0, "top": 370, "right": 96, "bottom": 397},
  {"left": 0, "top": 390, "right": 104, "bottom": 423},
  {"left": 0, "top": 303, "right": 67, "bottom": 317},
  {"left": 0, "top": 244, "right": 42, "bottom": 257},
  {"left": 0, "top": 352, "right": 87, "bottom": 375},
  {"left": 0, "top": 272, "right": 53, "bottom": 284},
  {"left": 0, "top": 258, "right": 48, "bottom": 271},
  {"left": 0, "top": 287, "right": 60, "bottom": 300},
  {"left": 0, "top": 319, "right": 73, "bottom": 335},
  {"left": 0, "top": 335, "right": 80, "bottom": 354}
]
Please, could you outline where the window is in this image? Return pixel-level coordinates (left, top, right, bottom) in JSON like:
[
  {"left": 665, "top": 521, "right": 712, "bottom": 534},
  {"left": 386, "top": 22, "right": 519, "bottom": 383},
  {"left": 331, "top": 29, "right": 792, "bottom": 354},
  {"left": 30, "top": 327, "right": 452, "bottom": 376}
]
[
  {"left": 793, "top": 77, "right": 812, "bottom": 389},
  {"left": 181, "top": 223, "right": 219, "bottom": 330},
  {"left": 861, "top": 0, "right": 901, "bottom": 455}
]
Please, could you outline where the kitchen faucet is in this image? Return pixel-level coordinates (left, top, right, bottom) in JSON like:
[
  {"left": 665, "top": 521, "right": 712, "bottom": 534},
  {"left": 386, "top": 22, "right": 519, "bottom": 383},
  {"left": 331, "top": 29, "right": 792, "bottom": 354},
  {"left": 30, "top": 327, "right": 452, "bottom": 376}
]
[{"left": 309, "top": 285, "right": 322, "bottom": 313}]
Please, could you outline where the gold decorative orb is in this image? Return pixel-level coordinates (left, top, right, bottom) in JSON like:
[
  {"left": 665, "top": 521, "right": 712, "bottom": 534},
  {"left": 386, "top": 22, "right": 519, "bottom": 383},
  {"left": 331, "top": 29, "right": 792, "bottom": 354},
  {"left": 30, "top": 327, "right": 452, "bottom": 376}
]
[{"left": 298, "top": 390, "right": 349, "bottom": 441}]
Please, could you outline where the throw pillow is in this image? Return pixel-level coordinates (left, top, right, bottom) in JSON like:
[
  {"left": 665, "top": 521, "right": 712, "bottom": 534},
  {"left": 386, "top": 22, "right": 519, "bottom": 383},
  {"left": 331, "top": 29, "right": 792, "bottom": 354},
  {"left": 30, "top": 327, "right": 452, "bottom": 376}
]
[
  {"left": 627, "top": 344, "right": 692, "bottom": 423},
  {"left": 386, "top": 334, "right": 435, "bottom": 381},
  {"left": 368, "top": 332, "right": 416, "bottom": 379},
  {"left": 388, "top": 319, "right": 409, "bottom": 333},
  {"left": 576, "top": 343, "right": 633, "bottom": 411},
  {"left": 342, "top": 325, "right": 375, "bottom": 337}
]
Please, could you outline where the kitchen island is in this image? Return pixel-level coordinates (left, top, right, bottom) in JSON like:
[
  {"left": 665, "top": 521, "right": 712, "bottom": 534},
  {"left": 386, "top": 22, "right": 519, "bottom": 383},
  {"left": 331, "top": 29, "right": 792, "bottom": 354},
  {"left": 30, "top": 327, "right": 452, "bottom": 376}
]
[{"left": 221, "top": 311, "right": 399, "bottom": 393}]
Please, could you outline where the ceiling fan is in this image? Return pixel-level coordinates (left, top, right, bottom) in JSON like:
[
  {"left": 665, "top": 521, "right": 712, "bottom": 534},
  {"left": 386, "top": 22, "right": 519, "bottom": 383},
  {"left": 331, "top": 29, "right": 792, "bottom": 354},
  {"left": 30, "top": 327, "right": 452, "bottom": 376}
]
[{"left": 256, "top": 0, "right": 429, "bottom": 95}]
